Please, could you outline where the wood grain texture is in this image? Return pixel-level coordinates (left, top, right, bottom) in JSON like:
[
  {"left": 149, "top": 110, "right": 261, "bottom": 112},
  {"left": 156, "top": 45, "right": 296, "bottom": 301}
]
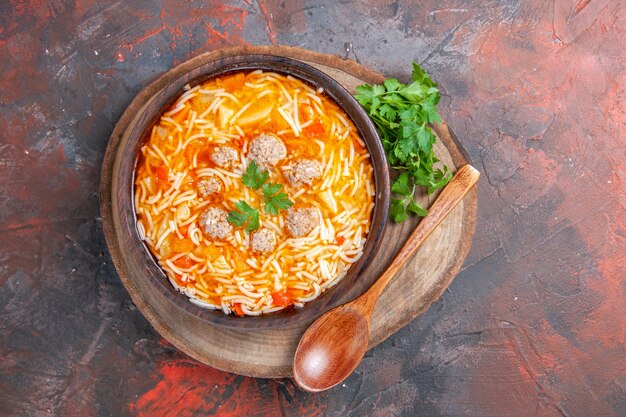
[{"left": 100, "top": 45, "right": 478, "bottom": 378}]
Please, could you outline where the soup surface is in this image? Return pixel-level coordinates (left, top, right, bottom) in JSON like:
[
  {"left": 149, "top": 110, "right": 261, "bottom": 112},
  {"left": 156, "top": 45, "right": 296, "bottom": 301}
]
[{"left": 134, "top": 70, "right": 375, "bottom": 316}]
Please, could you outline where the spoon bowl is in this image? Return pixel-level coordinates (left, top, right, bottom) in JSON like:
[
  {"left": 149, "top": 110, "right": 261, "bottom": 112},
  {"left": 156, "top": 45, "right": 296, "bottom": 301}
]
[{"left": 293, "top": 305, "right": 370, "bottom": 392}]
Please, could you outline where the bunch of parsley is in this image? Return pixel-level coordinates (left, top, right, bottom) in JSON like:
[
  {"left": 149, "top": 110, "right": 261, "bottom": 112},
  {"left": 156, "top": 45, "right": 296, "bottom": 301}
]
[
  {"left": 227, "top": 161, "right": 293, "bottom": 232},
  {"left": 355, "top": 63, "right": 451, "bottom": 222}
]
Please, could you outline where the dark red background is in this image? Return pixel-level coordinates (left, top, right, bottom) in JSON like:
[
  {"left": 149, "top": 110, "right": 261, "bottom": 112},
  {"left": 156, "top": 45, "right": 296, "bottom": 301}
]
[{"left": 1, "top": 1, "right": 624, "bottom": 416}]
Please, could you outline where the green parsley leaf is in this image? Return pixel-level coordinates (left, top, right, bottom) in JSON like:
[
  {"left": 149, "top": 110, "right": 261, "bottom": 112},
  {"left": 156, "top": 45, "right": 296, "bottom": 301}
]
[
  {"left": 390, "top": 198, "right": 409, "bottom": 223},
  {"left": 355, "top": 62, "right": 452, "bottom": 223},
  {"left": 412, "top": 62, "right": 437, "bottom": 88},
  {"left": 416, "top": 125, "right": 434, "bottom": 154},
  {"left": 354, "top": 84, "right": 374, "bottom": 104},
  {"left": 261, "top": 182, "right": 281, "bottom": 196},
  {"left": 242, "top": 161, "right": 269, "bottom": 190},
  {"left": 262, "top": 183, "right": 293, "bottom": 215},
  {"left": 390, "top": 196, "right": 428, "bottom": 222},
  {"left": 421, "top": 95, "right": 442, "bottom": 124},
  {"left": 227, "top": 200, "right": 260, "bottom": 232},
  {"left": 378, "top": 104, "right": 396, "bottom": 121},
  {"left": 399, "top": 81, "right": 429, "bottom": 102},
  {"left": 372, "top": 84, "right": 386, "bottom": 96},
  {"left": 383, "top": 78, "right": 401, "bottom": 92},
  {"left": 407, "top": 199, "right": 428, "bottom": 216},
  {"left": 391, "top": 173, "right": 412, "bottom": 196}
]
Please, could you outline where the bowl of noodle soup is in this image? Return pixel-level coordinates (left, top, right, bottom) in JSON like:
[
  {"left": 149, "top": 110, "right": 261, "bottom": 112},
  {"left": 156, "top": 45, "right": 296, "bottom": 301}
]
[{"left": 111, "top": 55, "right": 389, "bottom": 327}]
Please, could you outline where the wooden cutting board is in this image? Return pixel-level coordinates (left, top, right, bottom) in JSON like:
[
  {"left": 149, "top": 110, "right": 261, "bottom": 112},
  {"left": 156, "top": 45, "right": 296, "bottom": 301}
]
[{"left": 100, "top": 45, "right": 477, "bottom": 378}]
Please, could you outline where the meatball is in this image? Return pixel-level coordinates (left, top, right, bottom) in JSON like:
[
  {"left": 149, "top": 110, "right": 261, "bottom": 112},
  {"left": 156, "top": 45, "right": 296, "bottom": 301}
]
[
  {"left": 286, "top": 159, "right": 322, "bottom": 186},
  {"left": 250, "top": 228, "right": 277, "bottom": 253},
  {"left": 200, "top": 207, "right": 232, "bottom": 239},
  {"left": 210, "top": 146, "right": 238, "bottom": 168},
  {"left": 247, "top": 133, "right": 287, "bottom": 167},
  {"left": 196, "top": 176, "right": 222, "bottom": 198},
  {"left": 285, "top": 207, "right": 320, "bottom": 238}
]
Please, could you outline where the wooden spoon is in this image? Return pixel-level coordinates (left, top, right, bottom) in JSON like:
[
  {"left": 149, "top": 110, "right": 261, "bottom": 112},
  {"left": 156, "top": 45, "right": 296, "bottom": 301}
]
[{"left": 293, "top": 164, "right": 480, "bottom": 392}]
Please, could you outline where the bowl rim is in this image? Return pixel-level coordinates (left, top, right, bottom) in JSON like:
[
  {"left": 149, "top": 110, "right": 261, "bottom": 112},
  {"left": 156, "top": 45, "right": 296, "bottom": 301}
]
[{"left": 110, "top": 54, "right": 390, "bottom": 329}]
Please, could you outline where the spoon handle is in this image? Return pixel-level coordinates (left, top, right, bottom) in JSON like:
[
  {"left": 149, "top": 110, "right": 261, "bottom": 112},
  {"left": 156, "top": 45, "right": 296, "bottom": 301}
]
[{"left": 356, "top": 164, "right": 480, "bottom": 314}]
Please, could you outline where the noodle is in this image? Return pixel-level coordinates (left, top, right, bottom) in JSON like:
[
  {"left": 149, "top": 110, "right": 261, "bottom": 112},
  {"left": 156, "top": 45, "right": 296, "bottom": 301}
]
[{"left": 134, "top": 70, "right": 375, "bottom": 316}]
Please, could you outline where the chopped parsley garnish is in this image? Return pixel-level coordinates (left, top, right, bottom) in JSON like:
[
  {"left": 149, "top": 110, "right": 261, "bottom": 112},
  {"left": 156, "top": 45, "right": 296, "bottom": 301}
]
[
  {"left": 241, "top": 161, "right": 269, "bottom": 190},
  {"left": 355, "top": 62, "right": 452, "bottom": 222},
  {"left": 262, "top": 182, "right": 294, "bottom": 215},
  {"left": 227, "top": 163, "right": 294, "bottom": 232},
  {"left": 227, "top": 200, "right": 260, "bottom": 232}
]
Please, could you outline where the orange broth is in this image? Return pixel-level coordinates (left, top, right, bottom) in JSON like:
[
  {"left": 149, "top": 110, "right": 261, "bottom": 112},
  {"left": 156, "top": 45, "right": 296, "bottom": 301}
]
[{"left": 134, "top": 70, "right": 375, "bottom": 316}]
